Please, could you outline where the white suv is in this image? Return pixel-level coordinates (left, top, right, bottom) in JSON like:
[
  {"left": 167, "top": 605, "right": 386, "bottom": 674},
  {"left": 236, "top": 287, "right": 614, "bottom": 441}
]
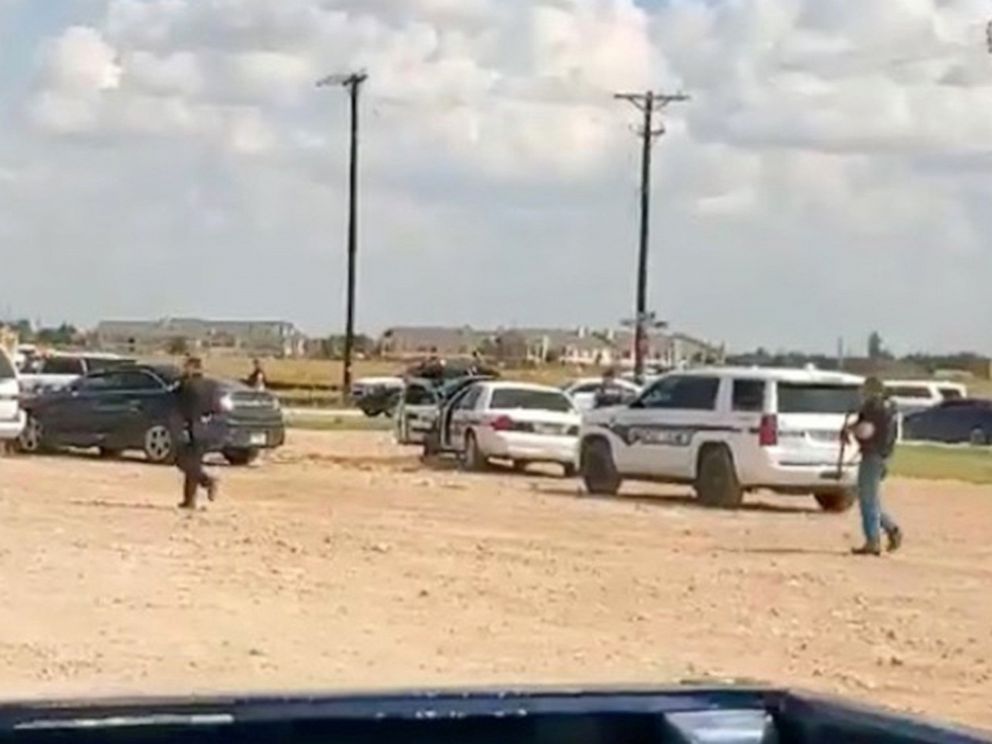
[{"left": 579, "top": 367, "right": 865, "bottom": 511}]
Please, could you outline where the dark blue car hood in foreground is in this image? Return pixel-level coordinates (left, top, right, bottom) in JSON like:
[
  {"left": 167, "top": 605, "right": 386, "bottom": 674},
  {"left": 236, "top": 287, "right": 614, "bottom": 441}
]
[{"left": 0, "top": 686, "right": 986, "bottom": 744}]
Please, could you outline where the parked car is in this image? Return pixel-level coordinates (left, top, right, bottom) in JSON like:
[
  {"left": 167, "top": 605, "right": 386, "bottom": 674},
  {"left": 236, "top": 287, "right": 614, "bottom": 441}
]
[
  {"left": 350, "top": 376, "right": 405, "bottom": 418},
  {"left": 18, "top": 352, "right": 134, "bottom": 395},
  {"left": 579, "top": 367, "right": 864, "bottom": 511},
  {"left": 885, "top": 379, "right": 968, "bottom": 416},
  {"left": 17, "top": 364, "right": 285, "bottom": 465},
  {"left": 0, "top": 347, "right": 26, "bottom": 444},
  {"left": 394, "top": 374, "right": 496, "bottom": 445},
  {"left": 902, "top": 399, "right": 992, "bottom": 446},
  {"left": 425, "top": 380, "right": 580, "bottom": 476},
  {"left": 561, "top": 377, "right": 642, "bottom": 412}
]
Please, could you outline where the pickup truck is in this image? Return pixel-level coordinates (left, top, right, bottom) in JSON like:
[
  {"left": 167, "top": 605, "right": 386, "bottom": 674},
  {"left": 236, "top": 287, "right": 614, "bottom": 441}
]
[
  {"left": 0, "top": 686, "right": 985, "bottom": 744},
  {"left": 18, "top": 353, "right": 133, "bottom": 396}
]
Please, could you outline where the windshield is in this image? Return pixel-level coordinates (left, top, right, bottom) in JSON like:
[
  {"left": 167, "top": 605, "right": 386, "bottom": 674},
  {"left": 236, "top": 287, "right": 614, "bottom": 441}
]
[
  {"left": 776, "top": 383, "right": 861, "bottom": 414},
  {"left": 489, "top": 388, "right": 573, "bottom": 412},
  {"left": 4, "top": 1, "right": 992, "bottom": 736}
]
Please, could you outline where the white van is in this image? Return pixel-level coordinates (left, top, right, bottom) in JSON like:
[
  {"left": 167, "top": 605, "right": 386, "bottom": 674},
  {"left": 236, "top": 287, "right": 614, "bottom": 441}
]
[
  {"left": 0, "top": 348, "right": 26, "bottom": 443},
  {"left": 884, "top": 380, "right": 968, "bottom": 416}
]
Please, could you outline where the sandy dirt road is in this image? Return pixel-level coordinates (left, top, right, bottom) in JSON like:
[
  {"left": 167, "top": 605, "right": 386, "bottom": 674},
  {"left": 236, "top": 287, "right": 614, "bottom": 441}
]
[{"left": 1, "top": 430, "right": 991, "bottom": 729}]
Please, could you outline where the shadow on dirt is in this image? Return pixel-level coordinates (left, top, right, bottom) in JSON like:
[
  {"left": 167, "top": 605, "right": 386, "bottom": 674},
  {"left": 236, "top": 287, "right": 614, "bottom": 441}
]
[{"left": 535, "top": 486, "right": 821, "bottom": 515}]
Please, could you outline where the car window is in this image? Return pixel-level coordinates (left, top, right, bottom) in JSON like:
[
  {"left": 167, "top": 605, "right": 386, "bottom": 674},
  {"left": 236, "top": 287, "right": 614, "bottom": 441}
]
[
  {"left": 939, "top": 387, "right": 964, "bottom": 400},
  {"left": 638, "top": 376, "right": 719, "bottom": 411},
  {"left": 455, "top": 386, "right": 482, "bottom": 411},
  {"left": 777, "top": 383, "right": 861, "bottom": 414},
  {"left": 404, "top": 383, "right": 436, "bottom": 406},
  {"left": 886, "top": 385, "right": 932, "bottom": 399},
  {"left": 103, "top": 371, "right": 164, "bottom": 390},
  {"left": 732, "top": 379, "right": 766, "bottom": 412},
  {"left": 572, "top": 383, "right": 601, "bottom": 395},
  {"left": 85, "top": 357, "right": 131, "bottom": 373},
  {"left": 0, "top": 351, "right": 15, "bottom": 380},
  {"left": 41, "top": 357, "right": 85, "bottom": 375},
  {"left": 76, "top": 373, "right": 116, "bottom": 391},
  {"left": 489, "top": 388, "right": 573, "bottom": 412}
]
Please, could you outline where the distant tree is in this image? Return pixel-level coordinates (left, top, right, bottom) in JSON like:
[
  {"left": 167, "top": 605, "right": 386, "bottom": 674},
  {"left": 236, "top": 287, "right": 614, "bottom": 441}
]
[
  {"left": 493, "top": 331, "right": 529, "bottom": 364},
  {"left": 35, "top": 323, "right": 78, "bottom": 347},
  {"left": 166, "top": 336, "right": 189, "bottom": 355}
]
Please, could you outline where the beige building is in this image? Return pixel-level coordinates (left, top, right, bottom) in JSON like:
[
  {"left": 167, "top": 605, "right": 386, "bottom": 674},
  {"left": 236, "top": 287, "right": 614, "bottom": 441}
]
[{"left": 95, "top": 318, "right": 307, "bottom": 357}]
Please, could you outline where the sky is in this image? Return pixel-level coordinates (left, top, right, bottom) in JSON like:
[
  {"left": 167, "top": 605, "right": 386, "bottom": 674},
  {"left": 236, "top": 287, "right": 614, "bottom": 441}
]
[{"left": 1, "top": 0, "right": 991, "bottom": 354}]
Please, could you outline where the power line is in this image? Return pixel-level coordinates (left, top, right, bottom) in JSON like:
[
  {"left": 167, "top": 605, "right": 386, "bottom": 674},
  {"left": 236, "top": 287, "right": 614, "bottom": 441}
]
[{"left": 613, "top": 90, "right": 688, "bottom": 384}]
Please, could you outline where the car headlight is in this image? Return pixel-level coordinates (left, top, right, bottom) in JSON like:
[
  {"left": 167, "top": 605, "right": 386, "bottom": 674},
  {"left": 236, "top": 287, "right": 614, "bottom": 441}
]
[{"left": 218, "top": 394, "right": 235, "bottom": 413}]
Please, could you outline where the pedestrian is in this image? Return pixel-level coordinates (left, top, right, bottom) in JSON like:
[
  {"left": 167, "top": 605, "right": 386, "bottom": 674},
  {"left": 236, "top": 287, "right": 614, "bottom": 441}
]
[
  {"left": 593, "top": 368, "right": 624, "bottom": 409},
  {"left": 843, "top": 376, "right": 903, "bottom": 556},
  {"left": 246, "top": 358, "right": 267, "bottom": 391},
  {"left": 175, "top": 356, "right": 219, "bottom": 510}
]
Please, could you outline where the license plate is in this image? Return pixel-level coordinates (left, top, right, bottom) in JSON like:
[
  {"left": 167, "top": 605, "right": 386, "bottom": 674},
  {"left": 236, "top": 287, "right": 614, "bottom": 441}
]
[
  {"left": 249, "top": 432, "right": 267, "bottom": 446},
  {"left": 534, "top": 424, "right": 561, "bottom": 435}
]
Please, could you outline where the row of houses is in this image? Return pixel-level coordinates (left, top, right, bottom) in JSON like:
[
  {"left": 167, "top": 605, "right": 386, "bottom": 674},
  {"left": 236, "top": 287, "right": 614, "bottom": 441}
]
[
  {"left": 378, "top": 326, "right": 723, "bottom": 368},
  {"left": 90, "top": 318, "right": 722, "bottom": 368}
]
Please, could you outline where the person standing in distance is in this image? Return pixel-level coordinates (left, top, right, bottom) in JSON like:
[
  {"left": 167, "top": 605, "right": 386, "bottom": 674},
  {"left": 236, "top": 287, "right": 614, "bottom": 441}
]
[
  {"left": 843, "top": 376, "right": 903, "bottom": 556},
  {"left": 175, "top": 356, "right": 219, "bottom": 510},
  {"left": 247, "top": 358, "right": 267, "bottom": 391}
]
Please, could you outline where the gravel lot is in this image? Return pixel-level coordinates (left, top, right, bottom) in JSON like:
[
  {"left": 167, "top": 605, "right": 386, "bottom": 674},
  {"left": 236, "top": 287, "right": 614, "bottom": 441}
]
[{"left": 1, "top": 430, "right": 990, "bottom": 729}]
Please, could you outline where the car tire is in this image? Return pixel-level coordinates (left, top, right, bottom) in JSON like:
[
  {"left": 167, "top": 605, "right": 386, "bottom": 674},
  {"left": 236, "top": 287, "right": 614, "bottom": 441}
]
[
  {"left": 815, "top": 489, "right": 856, "bottom": 513},
  {"left": 562, "top": 462, "right": 578, "bottom": 479},
  {"left": 16, "top": 415, "right": 46, "bottom": 454},
  {"left": 143, "top": 424, "right": 175, "bottom": 464},
  {"left": 580, "top": 438, "right": 621, "bottom": 496},
  {"left": 695, "top": 446, "right": 743, "bottom": 509},
  {"left": 969, "top": 427, "right": 989, "bottom": 446},
  {"left": 462, "top": 431, "right": 487, "bottom": 471},
  {"left": 223, "top": 448, "right": 260, "bottom": 466}
]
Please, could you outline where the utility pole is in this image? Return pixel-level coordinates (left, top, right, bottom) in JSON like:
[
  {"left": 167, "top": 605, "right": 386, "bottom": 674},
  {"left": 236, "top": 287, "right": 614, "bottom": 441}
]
[
  {"left": 614, "top": 90, "right": 688, "bottom": 383},
  {"left": 317, "top": 70, "right": 368, "bottom": 395}
]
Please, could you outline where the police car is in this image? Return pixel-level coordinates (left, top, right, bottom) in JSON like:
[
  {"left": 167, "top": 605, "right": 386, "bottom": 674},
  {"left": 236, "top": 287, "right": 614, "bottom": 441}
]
[{"left": 578, "top": 367, "right": 865, "bottom": 511}]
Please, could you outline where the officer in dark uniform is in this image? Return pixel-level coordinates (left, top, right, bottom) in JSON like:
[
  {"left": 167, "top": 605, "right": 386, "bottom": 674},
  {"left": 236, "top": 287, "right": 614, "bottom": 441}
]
[
  {"left": 593, "top": 368, "right": 625, "bottom": 409},
  {"left": 175, "top": 356, "right": 219, "bottom": 509}
]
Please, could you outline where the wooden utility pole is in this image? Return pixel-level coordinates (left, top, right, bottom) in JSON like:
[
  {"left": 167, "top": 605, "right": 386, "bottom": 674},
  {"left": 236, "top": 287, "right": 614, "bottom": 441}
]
[
  {"left": 317, "top": 70, "right": 368, "bottom": 395},
  {"left": 614, "top": 90, "right": 689, "bottom": 383}
]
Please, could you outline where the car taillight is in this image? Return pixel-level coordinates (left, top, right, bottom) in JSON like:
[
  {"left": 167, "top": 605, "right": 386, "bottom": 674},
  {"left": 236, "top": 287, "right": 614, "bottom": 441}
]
[
  {"left": 490, "top": 415, "right": 514, "bottom": 431},
  {"left": 758, "top": 414, "right": 778, "bottom": 446}
]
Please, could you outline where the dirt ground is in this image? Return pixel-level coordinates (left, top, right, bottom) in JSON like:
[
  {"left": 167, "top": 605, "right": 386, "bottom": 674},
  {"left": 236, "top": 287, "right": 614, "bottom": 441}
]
[{"left": 1, "top": 431, "right": 991, "bottom": 729}]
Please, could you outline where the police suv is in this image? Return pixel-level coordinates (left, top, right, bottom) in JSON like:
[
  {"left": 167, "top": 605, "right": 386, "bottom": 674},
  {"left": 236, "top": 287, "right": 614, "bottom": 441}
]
[{"left": 578, "top": 367, "right": 865, "bottom": 511}]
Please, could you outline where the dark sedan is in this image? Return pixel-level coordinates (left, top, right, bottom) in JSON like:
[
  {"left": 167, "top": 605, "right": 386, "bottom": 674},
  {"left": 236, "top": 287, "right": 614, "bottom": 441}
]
[
  {"left": 18, "top": 364, "right": 285, "bottom": 465},
  {"left": 902, "top": 399, "right": 992, "bottom": 446}
]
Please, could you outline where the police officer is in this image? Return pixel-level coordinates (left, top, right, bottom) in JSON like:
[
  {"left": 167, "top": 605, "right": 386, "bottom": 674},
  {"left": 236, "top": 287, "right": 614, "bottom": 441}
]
[
  {"left": 593, "top": 368, "right": 625, "bottom": 409},
  {"left": 246, "top": 358, "right": 267, "bottom": 391},
  {"left": 175, "top": 356, "right": 219, "bottom": 509},
  {"left": 842, "top": 376, "right": 903, "bottom": 556}
]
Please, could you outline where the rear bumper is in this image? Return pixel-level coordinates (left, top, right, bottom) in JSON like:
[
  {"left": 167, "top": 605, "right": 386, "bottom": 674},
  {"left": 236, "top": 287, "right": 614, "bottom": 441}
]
[
  {"left": 478, "top": 431, "right": 578, "bottom": 464},
  {"left": 0, "top": 411, "right": 25, "bottom": 440},
  {"left": 741, "top": 453, "right": 858, "bottom": 490},
  {"left": 218, "top": 421, "right": 286, "bottom": 450}
]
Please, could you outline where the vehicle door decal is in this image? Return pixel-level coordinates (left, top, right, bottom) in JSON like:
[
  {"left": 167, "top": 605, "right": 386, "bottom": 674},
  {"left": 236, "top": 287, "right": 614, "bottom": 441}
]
[{"left": 607, "top": 423, "right": 739, "bottom": 447}]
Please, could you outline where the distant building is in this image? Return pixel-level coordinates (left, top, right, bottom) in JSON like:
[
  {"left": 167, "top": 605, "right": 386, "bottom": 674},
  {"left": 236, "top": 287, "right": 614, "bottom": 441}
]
[
  {"left": 378, "top": 326, "right": 482, "bottom": 359},
  {"left": 95, "top": 318, "right": 307, "bottom": 357},
  {"left": 378, "top": 325, "right": 720, "bottom": 368}
]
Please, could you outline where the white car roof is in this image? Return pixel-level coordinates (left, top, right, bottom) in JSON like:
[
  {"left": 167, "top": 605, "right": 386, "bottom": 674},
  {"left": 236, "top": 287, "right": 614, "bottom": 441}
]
[
  {"left": 481, "top": 381, "right": 568, "bottom": 394},
  {"left": 886, "top": 379, "right": 964, "bottom": 388},
  {"left": 674, "top": 366, "right": 864, "bottom": 385},
  {"left": 567, "top": 377, "right": 640, "bottom": 388}
]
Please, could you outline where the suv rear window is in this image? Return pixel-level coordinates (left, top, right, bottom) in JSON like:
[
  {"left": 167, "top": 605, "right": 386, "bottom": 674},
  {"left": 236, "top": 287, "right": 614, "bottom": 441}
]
[
  {"left": 777, "top": 383, "right": 860, "bottom": 414},
  {"left": 939, "top": 387, "right": 963, "bottom": 400},
  {"left": 41, "top": 357, "right": 85, "bottom": 375},
  {"left": 490, "top": 388, "right": 573, "bottom": 413},
  {"left": 732, "top": 380, "right": 766, "bottom": 412}
]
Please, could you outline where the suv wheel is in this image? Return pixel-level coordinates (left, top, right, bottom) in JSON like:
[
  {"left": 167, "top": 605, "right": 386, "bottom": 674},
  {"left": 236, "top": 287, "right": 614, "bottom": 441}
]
[
  {"left": 695, "top": 446, "right": 743, "bottom": 509},
  {"left": 815, "top": 489, "right": 856, "bottom": 513},
  {"left": 580, "top": 439, "right": 621, "bottom": 495},
  {"left": 17, "top": 415, "right": 45, "bottom": 454},
  {"left": 143, "top": 424, "right": 175, "bottom": 464},
  {"left": 462, "top": 431, "right": 487, "bottom": 471}
]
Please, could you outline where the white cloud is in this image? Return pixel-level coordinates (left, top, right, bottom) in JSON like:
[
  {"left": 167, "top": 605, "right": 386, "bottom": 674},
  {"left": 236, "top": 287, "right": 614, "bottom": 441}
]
[{"left": 3, "top": 0, "right": 992, "bottom": 352}]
